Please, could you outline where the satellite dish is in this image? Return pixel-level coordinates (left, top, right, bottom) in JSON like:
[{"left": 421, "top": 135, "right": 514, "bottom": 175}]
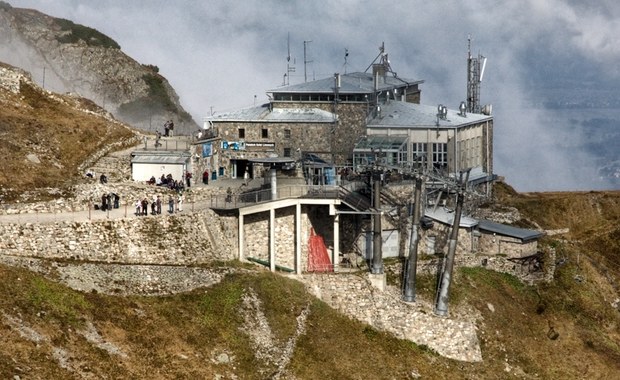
[{"left": 481, "top": 104, "right": 492, "bottom": 115}]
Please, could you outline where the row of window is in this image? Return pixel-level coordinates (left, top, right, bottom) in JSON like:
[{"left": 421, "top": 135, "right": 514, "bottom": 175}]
[
  {"left": 237, "top": 128, "right": 291, "bottom": 139},
  {"left": 353, "top": 142, "right": 448, "bottom": 168}
]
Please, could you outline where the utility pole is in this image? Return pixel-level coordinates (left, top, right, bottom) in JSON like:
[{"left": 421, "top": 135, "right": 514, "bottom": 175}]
[
  {"left": 371, "top": 171, "right": 383, "bottom": 274},
  {"left": 403, "top": 174, "right": 423, "bottom": 301},
  {"left": 435, "top": 169, "right": 470, "bottom": 316}
]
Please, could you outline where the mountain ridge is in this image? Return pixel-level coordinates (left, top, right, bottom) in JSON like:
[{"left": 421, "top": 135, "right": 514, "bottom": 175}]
[{"left": 0, "top": 1, "right": 198, "bottom": 135}]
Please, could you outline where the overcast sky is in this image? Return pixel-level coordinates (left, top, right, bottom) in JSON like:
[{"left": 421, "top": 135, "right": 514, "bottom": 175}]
[{"left": 10, "top": 0, "right": 620, "bottom": 191}]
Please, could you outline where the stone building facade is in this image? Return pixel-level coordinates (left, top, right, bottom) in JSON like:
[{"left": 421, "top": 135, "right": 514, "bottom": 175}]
[{"left": 196, "top": 60, "right": 424, "bottom": 180}]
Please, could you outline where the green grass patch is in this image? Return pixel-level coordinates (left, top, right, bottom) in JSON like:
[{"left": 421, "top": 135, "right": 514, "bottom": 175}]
[
  {"left": 55, "top": 18, "right": 120, "bottom": 49},
  {"left": 28, "top": 277, "right": 90, "bottom": 325}
]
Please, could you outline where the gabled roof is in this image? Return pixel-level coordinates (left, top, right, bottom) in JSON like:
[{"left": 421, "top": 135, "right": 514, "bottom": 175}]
[
  {"left": 268, "top": 72, "right": 423, "bottom": 95},
  {"left": 208, "top": 105, "right": 335, "bottom": 123},
  {"left": 367, "top": 100, "right": 492, "bottom": 129},
  {"left": 477, "top": 220, "right": 545, "bottom": 242}
]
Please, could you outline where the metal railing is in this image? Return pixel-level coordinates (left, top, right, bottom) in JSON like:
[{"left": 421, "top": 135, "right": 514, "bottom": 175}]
[{"left": 209, "top": 185, "right": 345, "bottom": 210}]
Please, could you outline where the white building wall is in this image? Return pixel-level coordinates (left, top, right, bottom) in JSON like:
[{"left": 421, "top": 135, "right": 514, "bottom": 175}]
[{"left": 132, "top": 163, "right": 185, "bottom": 182}]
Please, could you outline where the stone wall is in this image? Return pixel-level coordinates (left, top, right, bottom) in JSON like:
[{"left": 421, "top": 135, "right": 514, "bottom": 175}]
[
  {"left": 0, "top": 211, "right": 237, "bottom": 265},
  {"left": 478, "top": 233, "right": 538, "bottom": 258}
]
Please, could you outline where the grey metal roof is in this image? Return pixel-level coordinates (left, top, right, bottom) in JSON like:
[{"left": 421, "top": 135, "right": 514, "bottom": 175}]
[
  {"left": 208, "top": 105, "right": 335, "bottom": 123},
  {"left": 131, "top": 152, "right": 190, "bottom": 165},
  {"left": 249, "top": 157, "right": 296, "bottom": 164},
  {"left": 367, "top": 100, "right": 492, "bottom": 129},
  {"left": 353, "top": 135, "right": 407, "bottom": 152},
  {"left": 268, "top": 72, "right": 423, "bottom": 94},
  {"left": 424, "top": 207, "right": 479, "bottom": 228},
  {"left": 477, "top": 220, "right": 544, "bottom": 242}
]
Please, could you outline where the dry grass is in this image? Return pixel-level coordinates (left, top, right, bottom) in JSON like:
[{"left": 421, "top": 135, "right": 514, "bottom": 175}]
[{"left": 0, "top": 80, "right": 136, "bottom": 201}]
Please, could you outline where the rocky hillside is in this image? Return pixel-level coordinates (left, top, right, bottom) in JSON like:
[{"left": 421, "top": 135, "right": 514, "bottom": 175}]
[
  {"left": 0, "top": 1, "right": 198, "bottom": 135},
  {"left": 0, "top": 61, "right": 139, "bottom": 202}
]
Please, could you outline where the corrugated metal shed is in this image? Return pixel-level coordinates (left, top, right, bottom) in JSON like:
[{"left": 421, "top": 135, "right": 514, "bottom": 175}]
[
  {"left": 477, "top": 220, "right": 544, "bottom": 242},
  {"left": 268, "top": 71, "right": 423, "bottom": 94},
  {"left": 368, "top": 100, "right": 492, "bottom": 129}
]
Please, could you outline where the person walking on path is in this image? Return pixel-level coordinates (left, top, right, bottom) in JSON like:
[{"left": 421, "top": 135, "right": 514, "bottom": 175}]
[{"left": 177, "top": 194, "right": 183, "bottom": 212}]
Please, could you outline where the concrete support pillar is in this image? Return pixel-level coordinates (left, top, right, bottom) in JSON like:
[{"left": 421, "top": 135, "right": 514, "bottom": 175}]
[
  {"left": 238, "top": 213, "right": 244, "bottom": 261},
  {"left": 295, "top": 202, "right": 302, "bottom": 275},
  {"left": 270, "top": 167, "right": 277, "bottom": 200},
  {"left": 333, "top": 213, "right": 340, "bottom": 272},
  {"left": 269, "top": 208, "right": 276, "bottom": 272}
]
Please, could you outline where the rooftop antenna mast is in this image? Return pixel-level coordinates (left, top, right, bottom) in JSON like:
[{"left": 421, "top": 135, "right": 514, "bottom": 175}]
[
  {"left": 466, "top": 35, "right": 486, "bottom": 113},
  {"left": 304, "top": 40, "right": 313, "bottom": 82},
  {"left": 285, "top": 32, "right": 296, "bottom": 86}
]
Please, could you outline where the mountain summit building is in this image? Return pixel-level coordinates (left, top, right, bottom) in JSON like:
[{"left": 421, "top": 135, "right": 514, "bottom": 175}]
[{"left": 197, "top": 45, "right": 493, "bottom": 186}]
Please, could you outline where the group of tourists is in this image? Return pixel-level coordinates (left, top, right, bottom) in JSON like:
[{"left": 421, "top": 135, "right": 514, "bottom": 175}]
[
  {"left": 97, "top": 192, "right": 120, "bottom": 211},
  {"left": 147, "top": 173, "right": 186, "bottom": 192},
  {"left": 135, "top": 193, "right": 183, "bottom": 216}
]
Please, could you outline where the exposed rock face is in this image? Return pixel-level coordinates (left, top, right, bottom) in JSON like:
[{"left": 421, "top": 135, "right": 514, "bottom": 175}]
[{"left": 0, "top": 1, "right": 198, "bottom": 135}]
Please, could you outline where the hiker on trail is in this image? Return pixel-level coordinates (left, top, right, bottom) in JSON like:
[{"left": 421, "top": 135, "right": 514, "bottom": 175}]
[
  {"left": 185, "top": 171, "right": 192, "bottom": 187},
  {"left": 141, "top": 198, "right": 148, "bottom": 216},
  {"left": 101, "top": 193, "right": 108, "bottom": 211},
  {"left": 99, "top": 173, "right": 107, "bottom": 184},
  {"left": 164, "top": 120, "right": 170, "bottom": 137},
  {"left": 113, "top": 193, "right": 120, "bottom": 209},
  {"left": 135, "top": 200, "right": 141, "bottom": 216},
  {"left": 156, "top": 196, "right": 162, "bottom": 214},
  {"left": 155, "top": 131, "right": 162, "bottom": 147},
  {"left": 168, "top": 195, "right": 174, "bottom": 213},
  {"left": 168, "top": 120, "right": 174, "bottom": 137},
  {"left": 177, "top": 194, "right": 183, "bottom": 212}
]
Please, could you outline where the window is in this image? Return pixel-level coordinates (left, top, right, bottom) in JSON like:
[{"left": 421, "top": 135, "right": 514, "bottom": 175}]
[
  {"left": 412, "top": 142, "right": 428, "bottom": 163},
  {"left": 283, "top": 147, "right": 291, "bottom": 157},
  {"left": 432, "top": 143, "right": 448, "bottom": 169},
  {"left": 262, "top": 128, "right": 269, "bottom": 138},
  {"left": 238, "top": 128, "right": 245, "bottom": 139},
  {"left": 398, "top": 149, "right": 408, "bottom": 164},
  {"left": 284, "top": 129, "right": 291, "bottom": 139}
]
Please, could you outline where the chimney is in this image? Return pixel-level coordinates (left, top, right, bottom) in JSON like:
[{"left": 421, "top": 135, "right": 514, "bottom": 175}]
[{"left": 373, "top": 63, "right": 385, "bottom": 86}]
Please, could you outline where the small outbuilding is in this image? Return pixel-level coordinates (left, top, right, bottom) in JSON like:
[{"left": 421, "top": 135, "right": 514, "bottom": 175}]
[
  {"left": 130, "top": 151, "right": 191, "bottom": 182},
  {"left": 476, "top": 220, "right": 545, "bottom": 258}
]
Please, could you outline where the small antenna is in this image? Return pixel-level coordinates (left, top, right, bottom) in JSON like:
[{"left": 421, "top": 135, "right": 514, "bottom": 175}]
[
  {"left": 285, "top": 32, "right": 295, "bottom": 85},
  {"left": 343, "top": 48, "right": 349, "bottom": 74},
  {"left": 304, "top": 40, "right": 313, "bottom": 82}
]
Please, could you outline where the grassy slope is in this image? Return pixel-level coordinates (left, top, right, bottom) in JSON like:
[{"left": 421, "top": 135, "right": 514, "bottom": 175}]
[{"left": 0, "top": 79, "right": 136, "bottom": 201}]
